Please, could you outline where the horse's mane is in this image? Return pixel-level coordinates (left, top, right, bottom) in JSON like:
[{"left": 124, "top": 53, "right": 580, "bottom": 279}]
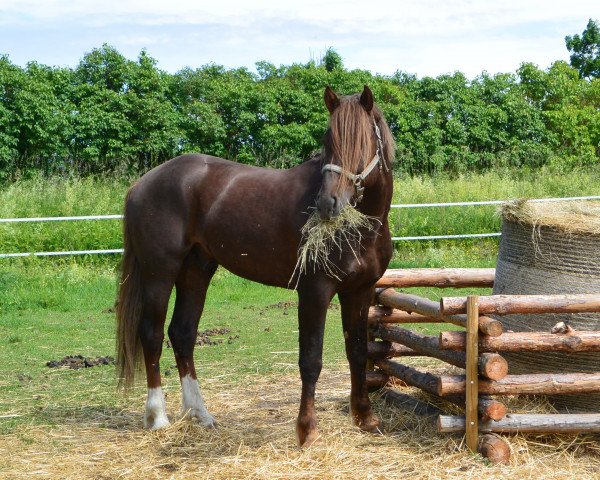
[{"left": 322, "top": 94, "right": 395, "bottom": 185}]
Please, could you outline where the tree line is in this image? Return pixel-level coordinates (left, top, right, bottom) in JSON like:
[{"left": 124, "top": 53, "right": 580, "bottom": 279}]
[{"left": 0, "top": 24, "right": 599, "bottom": 180}]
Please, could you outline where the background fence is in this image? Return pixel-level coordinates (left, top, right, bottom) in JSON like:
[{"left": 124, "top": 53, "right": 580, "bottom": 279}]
[{"left": 1, "top": 195, "right": 599, "bottom": 258}]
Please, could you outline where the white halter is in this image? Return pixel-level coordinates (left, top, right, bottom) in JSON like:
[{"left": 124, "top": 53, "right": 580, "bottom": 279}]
[{"left": 321, "top": 152, "right": 382, "bottom": 185}]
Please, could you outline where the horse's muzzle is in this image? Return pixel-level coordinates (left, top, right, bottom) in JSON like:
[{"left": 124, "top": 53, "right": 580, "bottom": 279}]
[{"left": 316, "top": 194, "right": 341, "bottom": 220}]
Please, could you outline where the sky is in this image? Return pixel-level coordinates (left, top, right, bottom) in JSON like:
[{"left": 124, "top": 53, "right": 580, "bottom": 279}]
[{"left": 0, "top": 0, "right": 598, "bottom": 78}]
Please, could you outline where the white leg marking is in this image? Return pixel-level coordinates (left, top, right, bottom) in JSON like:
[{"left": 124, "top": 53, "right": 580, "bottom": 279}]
[
  {"left": 144, "top": 387, "right": 170, "bottom": 430},
  {"left": 181, "top": 374, "right": 216, "bottom": 427}
]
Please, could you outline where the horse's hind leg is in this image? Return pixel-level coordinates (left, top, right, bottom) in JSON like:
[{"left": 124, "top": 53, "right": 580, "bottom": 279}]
[
  {"left": 168, "top": 250, "right": 217, "bottom": 427},
  {"left": 139, "top": 276, "right": 177, "bottom": 430}
]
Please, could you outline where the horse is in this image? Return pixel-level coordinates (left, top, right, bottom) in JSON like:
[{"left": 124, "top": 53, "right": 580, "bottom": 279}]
[{"left": 116, "top": 85, "right": 395, "bottom": 447}]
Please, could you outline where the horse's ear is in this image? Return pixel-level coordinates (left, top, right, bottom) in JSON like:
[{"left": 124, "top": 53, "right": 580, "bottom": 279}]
[
  {"left": 324, "top": 86, "right": 340, "bottom": 114},
  {"left": 360, "top": 85, "right": 374, "bottom": 113}
]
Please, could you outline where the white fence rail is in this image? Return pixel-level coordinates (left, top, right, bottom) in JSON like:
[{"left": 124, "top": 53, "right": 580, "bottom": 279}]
[
  {"left": 1, "top": 195, "right": 599, "bottom": 258},
  {"left": 390, "top": 195, "right": 600, "bottom": 209},
  {"left": 0, "top": 248, "right": 124, "bottom": 258},
  {"left": 0, "top": 214, "right": 123, "bottom": 223}
]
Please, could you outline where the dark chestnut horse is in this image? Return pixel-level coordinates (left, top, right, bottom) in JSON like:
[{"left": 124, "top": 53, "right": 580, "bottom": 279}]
[{"left": 116, "top": 85, "right": 394, "bottom": 447}]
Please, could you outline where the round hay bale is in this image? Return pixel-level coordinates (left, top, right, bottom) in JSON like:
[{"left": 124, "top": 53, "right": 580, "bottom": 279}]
[{"left": 493, "top": 200, "right": 600, "bottom": 412}]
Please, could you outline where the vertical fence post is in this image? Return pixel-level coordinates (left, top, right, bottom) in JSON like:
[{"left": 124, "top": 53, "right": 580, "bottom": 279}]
[{"left": 465, "top": 295, "right": 479, "bottom": 452}]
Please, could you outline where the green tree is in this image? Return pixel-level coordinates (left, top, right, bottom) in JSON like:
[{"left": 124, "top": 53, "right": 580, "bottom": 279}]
[
  {"left": 565, "top": 19, "right": 600, "bottom": 79},
  {"left": 71, "top": 45, "right": 137, "bottom": 172},
  {"left": 171, "top": 65, "right": 229, "bottom": 158},
  {"left": 0, "top": 56, "right": 21, "bottom": 174},
  {"left": 0, "top": 43, "right": 598, "bottom": 179},
  {"left": 322, "top": 48, "right": 343, "bottom": 72},
  {"left": 70, "top": 45, "right": 182, "bottom": 173},
  {"left": 126, "top": 50, "right": 182, "bottom": 170},
  {"left": 0, "top": 58, "right": 74, "bottom": 175}
]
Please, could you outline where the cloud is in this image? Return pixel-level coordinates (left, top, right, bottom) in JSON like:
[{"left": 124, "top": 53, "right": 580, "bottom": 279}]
[
  {"left": 0, "top": 0, "right": 596, "bottom": 76},
  {"left": 2, "top": 0, "right": 595, "bottom": 31}
]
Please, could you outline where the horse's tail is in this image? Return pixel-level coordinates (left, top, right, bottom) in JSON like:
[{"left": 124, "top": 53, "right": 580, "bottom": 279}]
[{"left": 116, "top": 190, "right": 143, "bottom": 390}]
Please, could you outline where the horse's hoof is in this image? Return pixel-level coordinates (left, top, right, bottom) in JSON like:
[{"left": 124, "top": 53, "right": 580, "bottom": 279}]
[
  {"left": 145, "top": 414, "right": 171, "bottom": 430},
  {"left": 297, "top": 428, "right": 322, "bottom": 449},
  {"left": 183, "top": 408, "right": 217, "bottom": 428},
  {"left": 296, "top": 417, "right": 322, "bottom": 448},
  {"left": 357, "top": 414, "right": 382, "bottom": 434}
]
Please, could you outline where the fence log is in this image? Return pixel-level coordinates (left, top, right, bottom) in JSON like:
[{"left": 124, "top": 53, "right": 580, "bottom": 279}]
[
  {"left": 378, "top": 289, "right": 443, "bottom": 318},
  {"left": 375, "top": 325, "right": 463, "bottom": 368},
  {"left": 438, "top": 414, "right": 600, "bottom": 434},
  {"left": 441, "top": 294, "right": 600, "bottom": 316},
  {"left": 478, "top": 434, "right": 511, "bottom": 464},
  {"left": 375, "top": 268, "right": 495, "bottom": 289},
  {"left": 439, "top": 330, "right": 600, "bottom": 353},
  {"left": 380, "top": 388, "right": 506, "bottom": 423},
  {"left": 477, "top": 397, "right": 507, "bottom": 421},
  {"left": 437, "top": 372, "right": 600, "bottom": 397},
  {"left": 367, "top": 341, "right": 423, "bottom": 359},
  {"left": 376, "top": 360, "right": 506, "bottom": 420},
  {"left": 477, "top": 353, "right": 509, "bottom": 381},
  {"left": 379, "top": 388, "right": 442, "bottom": 416},
  {"left": 377, "top": 289, "right": 502, "bottom": 336},
  {"left": 444, "top": 395, "right": 507, "bottom": 421},
  {"left": 375, "top": 360, "right": 439, "bottom": 396},
  {"left": 374, "top": 325, "right": 508, "bottom": 380},
  {"left": 368, "top": 306, "right": 444, "bottom": 325},
  {"left": 476, "top": 316, "right": 504, "bottom": 337},
  {"left": 369, "top": 306, "right": 502, "bottom": 337},
  {"left": 366, "top": 370, "right": 389, "bottom": 390}
]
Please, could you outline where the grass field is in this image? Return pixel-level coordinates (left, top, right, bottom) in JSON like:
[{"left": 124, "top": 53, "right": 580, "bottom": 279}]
[
  {"left": 1, "top": 168, "right": 600, "bottom": 478},
  {"left": 1, "top": 167, "right": 599, "bottom": 257}
]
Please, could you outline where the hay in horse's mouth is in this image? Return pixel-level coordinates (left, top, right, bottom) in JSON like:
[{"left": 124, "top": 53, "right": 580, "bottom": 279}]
[{"left": 291, "top": 206, "right": 380, "bottom": 285}]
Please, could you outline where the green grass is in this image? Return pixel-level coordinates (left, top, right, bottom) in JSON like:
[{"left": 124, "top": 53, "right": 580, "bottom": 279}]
[
  {"left": 0, "top": 176, "right": 127, "bottom": 254},
  {"left": 1, "top": 167, "right": 599, "bottom": 259}
]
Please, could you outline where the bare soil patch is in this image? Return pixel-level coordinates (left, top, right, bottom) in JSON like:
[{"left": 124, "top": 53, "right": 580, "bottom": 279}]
[{"left": 46, "top": 355, "right": 114, "bottom": 369}]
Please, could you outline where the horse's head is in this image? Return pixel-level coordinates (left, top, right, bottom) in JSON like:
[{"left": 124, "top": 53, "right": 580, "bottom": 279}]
[{"left": 316, "top": 85, "right": 391, "bottom": 220}]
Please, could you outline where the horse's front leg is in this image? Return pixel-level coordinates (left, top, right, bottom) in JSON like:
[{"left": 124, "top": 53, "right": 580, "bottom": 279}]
[
  {"left": 339, "top": 287, "right": 380, "bottom": 433},
  {"left": 295, "top": 281, "right": 335, "bottom": 448}
]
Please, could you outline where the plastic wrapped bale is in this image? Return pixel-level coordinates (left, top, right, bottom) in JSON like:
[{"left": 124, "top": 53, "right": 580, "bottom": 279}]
[{"left": 493, "top": 200, "right": 600, "bottom": 412}]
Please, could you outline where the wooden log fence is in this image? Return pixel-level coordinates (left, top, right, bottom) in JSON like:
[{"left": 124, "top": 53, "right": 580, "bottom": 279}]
[
  {"left": 440, "top": 330, "right": 600, "bottom": 353},
  {"left": 376, "top": 359, "right": 508, "bottom": 421},
  {"left": 375, "top": 268, "right": 495, "bottom": 289},
  {"left": 441, "top": 293, "right": 600, "bottom": 316},
  {"left": 437, "top": 372, "right": 600, "bottom": 397},
  {"left": 374, "top": 325, "right": 508, "bottom": 381},
  {"left": 377, "top": 288, "right": 503, "bottom": 336},
  {"left": 368, "top": 267, "right": 600, "bottom": 464},
  {"left": 438, "top": 414, "right": 600, "bottom": 434},
  {"left": 367, "top": 340, "right": 421, "bottom": 359}
]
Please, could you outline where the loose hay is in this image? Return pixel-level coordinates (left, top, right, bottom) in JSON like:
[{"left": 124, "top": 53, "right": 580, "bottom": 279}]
[
  {"left": 2, "top": 364, "right": 600, "bottom": 479},
  {"left": 291, "top": 206, "right": 380, "bottom": 285}
]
